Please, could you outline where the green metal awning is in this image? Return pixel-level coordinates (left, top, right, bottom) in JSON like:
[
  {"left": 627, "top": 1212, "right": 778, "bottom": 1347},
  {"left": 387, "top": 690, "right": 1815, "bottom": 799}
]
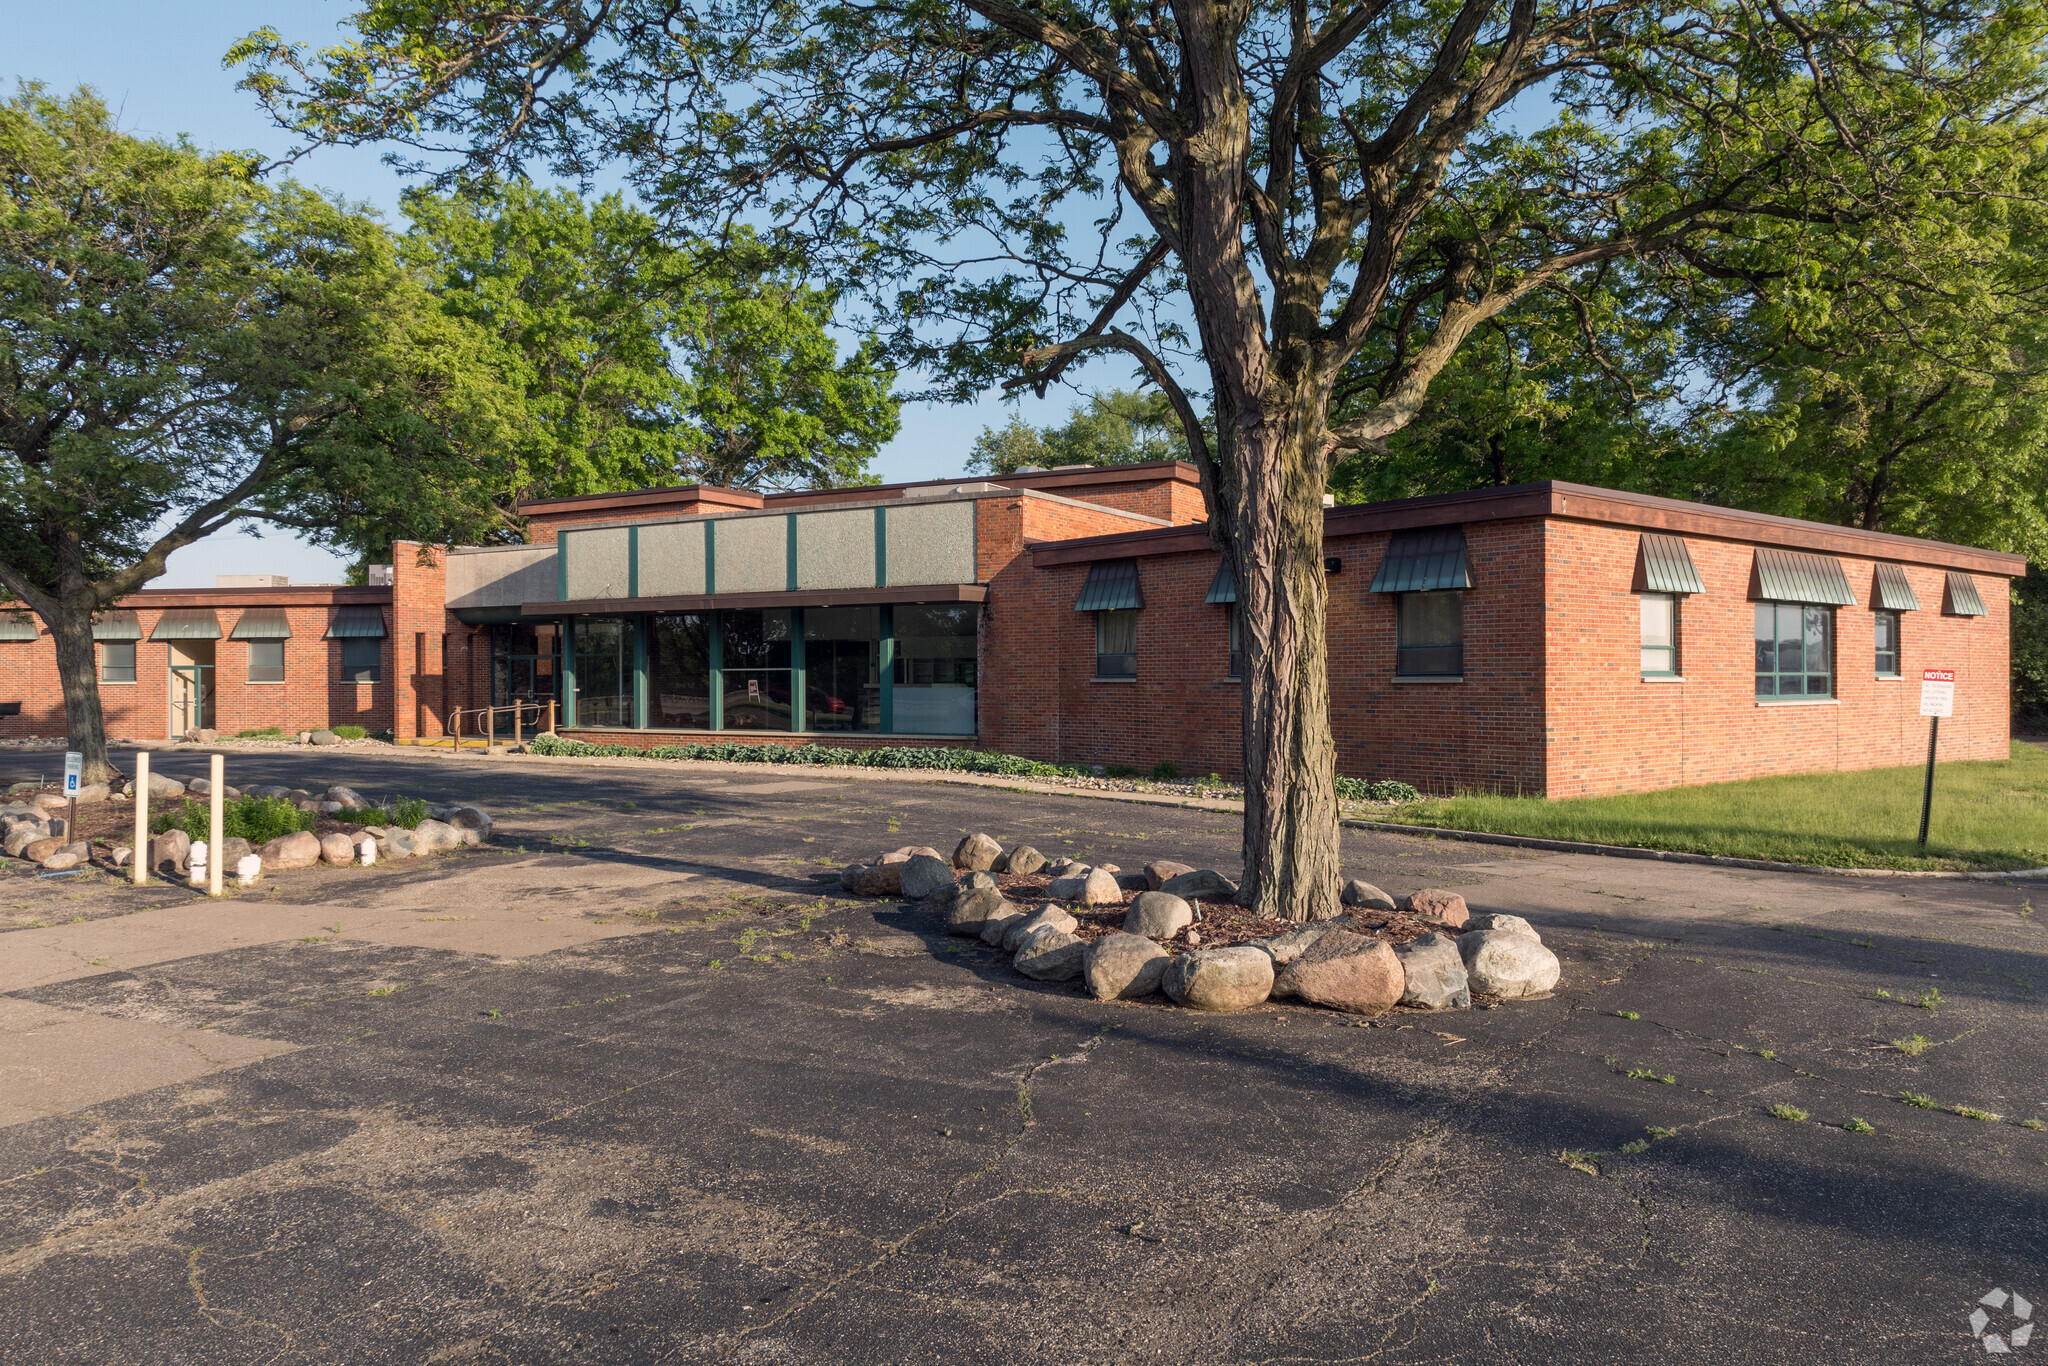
[
  {"left": 229, "top": 607, "right": 294, "bottom": 639},
  {"left": 1633, "top": 534, "right": 1704, "bottom": 594},
  {"left": 91, "top": 610, "right": 142, "bottom": 641},
  {"left": 1074, "top": 559, "right": 1143, "bottom": 612},
  {"left": 1748, "top": 548, "right": 1853, "bottom": 606},
  {"left": 150, "top": 608, "right": 223, "bottom": 640},
  {"left": 1944, "top": 572, "right": 1988, "bottom": 617},
  {"left": 326, "top": 605, "right": 388, "bottom": 638},
  {"left": 0, "top": 612, "right": 38, "bottom": 642},
  {"left": 1204, "top": 560, "right": 1238, "bottom": 605},
  {"left": 1368, "top": 528, "right": 1470, "bottom": 593},
  {"left": 1872, "top": 563, "right": 1921, "bottom": 612}
]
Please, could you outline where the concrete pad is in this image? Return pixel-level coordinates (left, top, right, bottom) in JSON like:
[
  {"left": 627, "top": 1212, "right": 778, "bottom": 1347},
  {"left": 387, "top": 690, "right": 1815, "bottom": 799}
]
[{"left": 0, "top": 998, "right": 297, "bottom": 1126}]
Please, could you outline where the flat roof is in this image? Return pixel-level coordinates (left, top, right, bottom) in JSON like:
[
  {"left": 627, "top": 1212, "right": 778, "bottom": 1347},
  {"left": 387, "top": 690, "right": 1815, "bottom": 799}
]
[{"left": 1027, "top": 481, "right": 2027, "bottom": 577}]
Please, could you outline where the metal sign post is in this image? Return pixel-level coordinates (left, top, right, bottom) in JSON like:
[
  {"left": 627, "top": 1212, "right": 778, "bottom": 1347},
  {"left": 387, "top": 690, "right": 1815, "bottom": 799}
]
[
  {"left": 1916, "top": 669, "right": 1956, "bottom": 855},
  {"left": 63, "top": 750, "right": 81, "bottom": 845}
]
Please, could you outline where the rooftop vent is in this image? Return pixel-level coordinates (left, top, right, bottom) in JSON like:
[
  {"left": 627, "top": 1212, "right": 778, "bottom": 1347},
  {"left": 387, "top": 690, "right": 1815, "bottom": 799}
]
[
  {"left": 216, "top": 574, "right": 289, "bottom": 587},
  {"left": 367, "top": 564, "right": 395, "bottom": 586}
]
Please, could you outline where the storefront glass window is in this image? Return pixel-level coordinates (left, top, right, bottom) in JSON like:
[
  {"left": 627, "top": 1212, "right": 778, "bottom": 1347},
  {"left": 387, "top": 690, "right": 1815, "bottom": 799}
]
[
  {"left": 894, "top": 605, "right": 976, "bottom": 734},
  {"left": 491, "top": 623, "right": 561, "bottom": 713},
  {"left": 573, "top": 618, "right": 633, "bottom": 727},
  {"left": 648, "top": 614, "right": 713, "bottom": 729},
  {"left": 721, "top": 608, "right": 793, "bottom": 731},
  {"left": 804, "top": 606, "right": 881, "bottom": 732}
]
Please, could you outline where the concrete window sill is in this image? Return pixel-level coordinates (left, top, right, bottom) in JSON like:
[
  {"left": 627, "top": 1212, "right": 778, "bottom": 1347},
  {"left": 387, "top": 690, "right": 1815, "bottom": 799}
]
[
  {"left": 1641, "top": 675, "right": 1688, "bottom": 683},
  {"left": 1391, "top": 676, "right": 1463, "bottom": 685},
  {"left": 1089, "top": 676, "right": 1138, "bottom": 684},
  {"left": 245, "top": 680, "right": 287, "bottom": 686},
  {"left": 1756, "top": 697, "right": 1838, "bottom": 706},
  {"left": 98, "top": 681, "right": 138, "bottom": 687},
  {"left": 1876, "top": 673, "right": 1903, "bottom": 681}
]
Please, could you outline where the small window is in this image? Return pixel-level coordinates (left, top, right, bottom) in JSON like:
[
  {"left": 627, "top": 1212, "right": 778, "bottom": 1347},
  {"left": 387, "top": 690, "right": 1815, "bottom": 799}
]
[
  {"left": 101, "top": 641, "right": 137, "bottom": 683},
  {"left": 1874, "top": 610, "right": 1901, "bottom": 676},
  {"left": 248, "top": 640, "right": 285, "bottom": 683},
  {"left": 340, "top": 638, "right": 382, "bottom": 683},
  {"left": 1096, "top": 609, "right": 1137, "bottom": 678},
  {"left": 1755, "top": 602, "right": 1833, "bottom": 697},
  {"left": 1396, "top": 591, "right": 1463, "bottom": 677},
  {"left": 1226, "top": 604, "right": 1244, "bottom": 680},
  {"left": 1640, "top": 593, "right": 1679, "bottom": 676}
]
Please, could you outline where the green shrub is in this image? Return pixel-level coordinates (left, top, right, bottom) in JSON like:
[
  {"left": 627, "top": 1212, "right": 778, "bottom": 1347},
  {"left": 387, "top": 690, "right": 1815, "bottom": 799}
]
[
  {"left": 335, "top": 805, "right": 391, "bottom": 826},
  {"left": 368, "top": 728, "right": 394, "bottom": 742},
  {"left": 330, "top": 724, "right": 368, "bottom": 741},
  {"left": 151, "top": 795, "right": 314, "bottom": 844},
  {"left": 1149, "top": 761, "right": 1179, "bottom": 781},
  {"left": 1105, "top": 763, "right": 1140, "bottom": 778},
  {"left": 1336, "top": 775, "right": 1424, "bottom": 803},
  {"left": 525, "top": 734, "right": 1089, "bottom": 778},
  {"left": 235, "top": 726, "right": 284, "bottom": 739}
]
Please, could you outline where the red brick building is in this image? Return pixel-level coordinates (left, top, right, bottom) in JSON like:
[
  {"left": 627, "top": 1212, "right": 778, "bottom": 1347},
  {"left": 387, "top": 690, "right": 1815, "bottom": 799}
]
[{"left": 0, "top": 466, "right": 2022, "bottom": 797}]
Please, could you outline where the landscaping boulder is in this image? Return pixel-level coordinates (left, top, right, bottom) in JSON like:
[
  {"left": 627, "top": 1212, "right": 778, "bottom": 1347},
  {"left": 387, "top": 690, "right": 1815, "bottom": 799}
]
[
  {"left": 1158, "top": 869, "right": 1239, "bottom": 901},
  {"left": 187, "top": 778, "right": 241, "bottom": 800},
  {"left": 841, "top": 863, "right": 903, "bottom": 897},
  {"left": 1340, "top": 879, "right": 1396, "bottom": 911},
  {"left": 1401, "top": 888, "right": 1470, "bottom": 926},
  {"left": 952, "top": 832, "right": 1003, "bottom": 871},
  {"left": 1085, "top": 933, "right": 1170, "bottom": 1000},
  {"left": 320, "top": 833, "right": 357, "bottom": 866},
  {"left": 22, "top": 836, "right": 65, "bottom": 864},
  {"left": 71, "top": 783, "right": 110, "bottom": 803},
  {"left": 1043, "top": 856, "right": 1083, "bottom": 878},
  {"left": 1048, "top": 866, "right": 1122, "bottom": 906},
  {"left": 259, "top": 831, "right": 323, "bottom": 870},
  {"left": 1277, "top": 930, "right": 1403, "bottom": 1015},
  {"left": 945, "top": 884, "right": 1016, "bottom": 937},
  {"left": 40, "top": 845, "right": 86, "bottom": 871},
  {"left": 1396, "top": 933, "right": 1471, "bottom": 1009},
  {"left": 979, "top": 904, "right": 1027, "bottom": 947},
  {"left": 308, "top": 730, "right": 339, "bottom": 746},
  {"left": 244, "top": 785, "right": 291, "bottom": 800},
  {"left": 1123, "top": 891, "right": 1193, "bottom": 940},
  {"left": 375, "top": 828, "right": 418, "bottom": 860},
  {"left": 32, "top": 793, "right": 68, "bottom": 812},
  {"left": 896, "top": 854, "right": 956, "bottom": 902},
  {"left": 1163, "top": 947, "right": 1275, "bottom": 1012},
  {"left": 1001, "top": 845, "right": 1046, "bottom": 876},
  {"left": 150, "top": 829, "right": 191, "bottom": 874},
  {"left": 325, "top": 785, "right": 369, "bottom": 809},
  {"left": 1144, "top": 859, "right": 1195, "bottom": 890},
  {"left": 147, "top": 772, "right": 186, "bottom": 800},
  {"left": 878, "top": 845, "right": 943, "bottom": 864},
  {"left": 1459, "top": 928, "right": 1560, "bottom": 998},
  {"left": 1249, "top": 922, "right": 1339, "bottom": 978},
  {"left": 111, "top": 845, "right": 133, "bottom": 869},
  {"left": 1013, "top": 927, "right": 1087, "bottom": 982},
  {"left": 1003, "top": 904, "right": 1078, "bottom": 953},
  {"left": 446, "top": 806, "right": 492, "bottom": 834},
  {"left": 4, "top": 824, "right": 46, "bottom": 859},
  {"left": 412, "top": 819, "right": 465, "bottom": 854},
  {"left": 219, "top": 837, "right": 253, "bottom": 869},
  {"left": 1116, "top": 873, "right": 1151, "bottom": 892},
  {"left": 1466, "top": 912, "right": 1535, "bottom": 937}
]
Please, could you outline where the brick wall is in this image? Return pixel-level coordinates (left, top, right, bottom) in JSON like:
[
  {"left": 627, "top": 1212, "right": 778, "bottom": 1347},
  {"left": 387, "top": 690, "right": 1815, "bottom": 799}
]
[
  {"left": 0, "top": 600, "right": 397, "bottom": 740},
  {"left": 1542, "top": 520, "right": 2013, "bottom": 796},
  {"left": 391, "top": 543, "right": 449, "bottom": 741}
]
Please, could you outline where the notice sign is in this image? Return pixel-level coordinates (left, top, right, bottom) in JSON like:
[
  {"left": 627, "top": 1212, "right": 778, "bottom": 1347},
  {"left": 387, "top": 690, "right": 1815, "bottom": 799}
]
[
  {"left": 63, "top": 751, "right": 82, "bottom": 796},
  {"left": 1920, "top": 669, "right": 1956, "bottom": 718}
]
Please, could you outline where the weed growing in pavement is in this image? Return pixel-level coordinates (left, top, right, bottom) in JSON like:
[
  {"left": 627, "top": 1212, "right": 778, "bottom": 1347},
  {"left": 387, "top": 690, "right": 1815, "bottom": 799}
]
[
  {"left": 483, "top": 1009, "right": 502, "bottom": 1018},
  {"left": 1646, "top": 1126, "right": 1679, "bottom": 1140},
  {"left": 1874, "top": 989, "right": 1895, "bottom": 1001},
  {"left": 1952, "top": 1105, "right": 2002, "bottom": 1122},
  {"left": 2023, "top": 1119, "right": 2046, "bottom": 1130},
  {"left": 367, "top": 985, "right": 405, "bottom": 997},
  {"left": 1621, "top": 1139, "right": 1649, "bottom": 1155},
  {"left": 1917, "top": 986, "right": 1944, "bottom": 1011},
  {"left": 1558, "top": 1149, "right": 1600, "bottom": 1175},
  {"left": 1901, "top": 1091, "right": 1940, "bottom": 1109},
  {"left": 1844, "top": 1118, "right": 1876, "bottom": 1133},
  {"left": 1892, "top": 1034, "right": 1933, "bottom": 1055},
  {"left": 1758, "top": 1049, "right": 1777, "bottom": 1059},
  {"left": 1768, "top": 1103, "right": 1808, "bottom": 1122},
  {"left": 1615, "top": 1010, "right": 1640, "bottom": 1020},
  {"left": 1626, "top": 1067, "right": 1677, "bottom": 1084}
]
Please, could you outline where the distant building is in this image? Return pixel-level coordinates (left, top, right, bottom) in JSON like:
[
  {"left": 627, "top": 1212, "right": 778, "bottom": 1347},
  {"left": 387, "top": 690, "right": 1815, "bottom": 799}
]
[{"left": 0, "top": 464, "right": 2020, "bottom": 796}]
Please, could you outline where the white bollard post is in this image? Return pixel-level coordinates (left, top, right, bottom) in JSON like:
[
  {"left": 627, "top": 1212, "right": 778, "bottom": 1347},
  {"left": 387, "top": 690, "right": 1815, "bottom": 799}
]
[
  {"left": 188, "top": 840, "right": 209, "bottom": 889},
  {"left": 208, "top": 754, "right": 224, "bottom": 897},
  {"left": 133, "top": 751, "right": 150, "bottom": 887},
  {"left": 356, "top": 837, "right": 378, "bottom": 866},
  {"left": 235, "top": 854, "right": 262, "bottom": 887}
]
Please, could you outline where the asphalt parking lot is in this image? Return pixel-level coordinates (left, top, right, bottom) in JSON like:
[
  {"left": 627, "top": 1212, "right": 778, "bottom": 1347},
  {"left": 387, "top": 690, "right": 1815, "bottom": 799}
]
[{"left": 1, "top": 745, "right": 2043, "bottom": 1363}]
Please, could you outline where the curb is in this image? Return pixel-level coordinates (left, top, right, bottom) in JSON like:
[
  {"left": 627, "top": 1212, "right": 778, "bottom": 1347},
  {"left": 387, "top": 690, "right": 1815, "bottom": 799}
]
[{"left": 1339, "top": 819, "right": 2048, "bottom": 882}]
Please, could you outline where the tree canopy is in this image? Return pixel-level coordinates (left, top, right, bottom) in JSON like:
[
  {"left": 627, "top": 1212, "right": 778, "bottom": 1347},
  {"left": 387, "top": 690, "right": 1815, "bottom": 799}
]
[
  {"left": 0, "top": 85, "right": 513, "bottom": 779},
  {"left": 968, "top": 388, "right": 1190, "bottom": 475},
  {"left": 234, "top": 0, "right": 2048, "bottom": 919},
  {"left": 401, "top": 184, "right": 901, "bottom": 503}
]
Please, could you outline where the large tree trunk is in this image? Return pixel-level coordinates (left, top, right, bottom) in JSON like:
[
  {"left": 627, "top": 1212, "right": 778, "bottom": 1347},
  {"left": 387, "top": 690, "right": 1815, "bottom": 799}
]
[
  {"left": 1229, "top": 380, "right": 1343, "bottom": 922},
  {"left": 47, "top": 606, "right": 117, "bottom": 786}
]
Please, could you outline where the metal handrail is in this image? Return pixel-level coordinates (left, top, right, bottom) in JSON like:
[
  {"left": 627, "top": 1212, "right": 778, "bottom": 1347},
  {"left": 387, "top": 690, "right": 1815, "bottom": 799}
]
[{"left": 443, "top": 699, "right": 552, "bottom": 750}]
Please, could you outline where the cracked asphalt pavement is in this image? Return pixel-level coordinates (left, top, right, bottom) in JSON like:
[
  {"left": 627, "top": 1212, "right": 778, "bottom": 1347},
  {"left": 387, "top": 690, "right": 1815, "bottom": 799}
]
[{"left": 1, "top": 747, "right": 2044, "bottom": 1363}]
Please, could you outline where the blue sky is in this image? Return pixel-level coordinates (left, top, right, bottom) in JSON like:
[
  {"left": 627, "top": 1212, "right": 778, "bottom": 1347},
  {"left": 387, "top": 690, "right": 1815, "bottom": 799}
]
[{"left": 5, "top": 0, "right": 1085, "bottom": 585}]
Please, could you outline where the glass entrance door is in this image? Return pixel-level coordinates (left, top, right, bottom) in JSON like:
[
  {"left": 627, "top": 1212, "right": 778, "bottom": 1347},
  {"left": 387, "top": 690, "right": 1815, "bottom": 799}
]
[{"left": 169, "top": 664, "right": 213, "bottom": 735}]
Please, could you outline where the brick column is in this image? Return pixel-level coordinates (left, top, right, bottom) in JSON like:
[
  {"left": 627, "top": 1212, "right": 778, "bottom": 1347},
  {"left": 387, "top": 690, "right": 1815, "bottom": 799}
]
[{"left": 390, "top": 542, "right": 447, "bottom": 742}]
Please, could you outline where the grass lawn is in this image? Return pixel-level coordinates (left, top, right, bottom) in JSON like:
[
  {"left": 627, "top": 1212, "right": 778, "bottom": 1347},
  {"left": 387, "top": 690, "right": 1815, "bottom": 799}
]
[{"left": 1379, "top": 741, "right": 2048, "bottom": 872}]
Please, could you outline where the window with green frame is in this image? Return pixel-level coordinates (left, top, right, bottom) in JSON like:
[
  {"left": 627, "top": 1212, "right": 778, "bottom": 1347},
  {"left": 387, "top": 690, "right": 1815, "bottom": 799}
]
[
  {"left": 101, "top": 641, "right": 137, "bottom": 683},
  {"left": 1874, "top": 609, "right": 1901, "bottom": 676},
  {"left": 1640, "top": 593, "right": 1679, "bottom": 676},
  {"left": 1755, "top": 603, "right": 1833, "bottom": 697}
]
